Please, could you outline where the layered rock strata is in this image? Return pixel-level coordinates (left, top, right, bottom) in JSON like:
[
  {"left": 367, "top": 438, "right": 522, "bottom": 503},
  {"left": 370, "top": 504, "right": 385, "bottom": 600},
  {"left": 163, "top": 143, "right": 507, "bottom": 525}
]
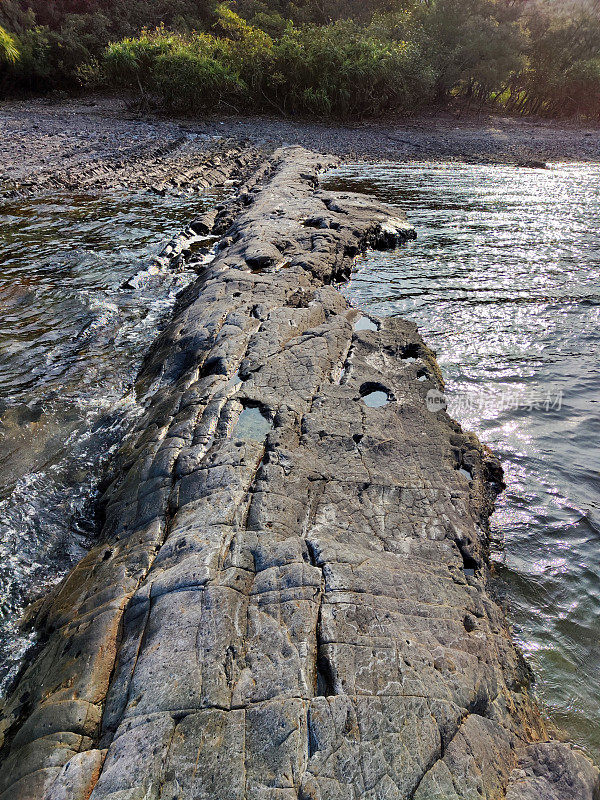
[
  {"left": 1, "top": 130, "right": 263, "bottom": 198},
  {"left": 0, "top": 147, "right": 597, "bottom": 800}
]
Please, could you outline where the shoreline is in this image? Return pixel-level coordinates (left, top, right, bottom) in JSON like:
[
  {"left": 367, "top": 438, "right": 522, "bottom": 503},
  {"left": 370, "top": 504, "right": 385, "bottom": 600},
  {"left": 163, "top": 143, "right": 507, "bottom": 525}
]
[{"left": 1, "top": 96, "right": 600, "bottom": 200}]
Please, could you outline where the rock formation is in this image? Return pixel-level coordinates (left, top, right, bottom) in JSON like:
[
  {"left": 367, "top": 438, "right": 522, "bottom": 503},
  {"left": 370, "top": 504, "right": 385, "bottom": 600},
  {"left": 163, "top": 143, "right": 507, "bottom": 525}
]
[{"left": 0, "top": 147, "right": 597, "bottom": 800}]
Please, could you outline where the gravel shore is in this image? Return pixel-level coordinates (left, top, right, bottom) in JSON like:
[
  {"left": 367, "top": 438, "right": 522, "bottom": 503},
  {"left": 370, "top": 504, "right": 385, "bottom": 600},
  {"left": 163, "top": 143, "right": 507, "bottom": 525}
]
[{"left": 1, "top": 96, "right": 599, "bottom": 197}]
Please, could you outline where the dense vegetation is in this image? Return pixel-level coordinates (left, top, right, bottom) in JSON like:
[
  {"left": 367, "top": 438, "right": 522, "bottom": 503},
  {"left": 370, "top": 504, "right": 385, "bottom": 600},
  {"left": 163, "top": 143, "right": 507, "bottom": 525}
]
[{"left": 1, "top": 0, "right": 599, "bottom": 118}]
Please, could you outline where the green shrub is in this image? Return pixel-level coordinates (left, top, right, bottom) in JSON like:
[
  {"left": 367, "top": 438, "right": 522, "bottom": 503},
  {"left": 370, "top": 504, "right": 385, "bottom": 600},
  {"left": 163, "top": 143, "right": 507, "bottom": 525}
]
[
  {"left": 411, "top": 0, "right": 526, "bottom": 103},
  {"left": 249, "top": 10, "right": 289, "bottom": 39},
  {"left": 213, "top": 4, "right": 275, "bottom": 97},
  {"left": 101, "top": 27, "right": 245, "bottom": 110},
  {"left": 563, "top": 59, "right": 600, "bottom": 114},
  {"left": 269, "top": 19, "right": 433, "bottom": 116},
  {"left": 0, "top": 25, "right": 19, "bottom": 65},
  {"left": 2, "top": 12, "right": 110, "bottom": 90},
  {"left": 96, "top": 10, "right": 433, "bottom": 117},
  {"left": 0, "top": 0, "right": 216, "bottom": 92},
  {"left": 7, "top": 27, "right": 52, "bottom": 88},
  {"left": 2, "top": 0, "right": 600, "bottom": 119},
  {"left": 514, "top": 8, "right": 600, "bottom": 117}
]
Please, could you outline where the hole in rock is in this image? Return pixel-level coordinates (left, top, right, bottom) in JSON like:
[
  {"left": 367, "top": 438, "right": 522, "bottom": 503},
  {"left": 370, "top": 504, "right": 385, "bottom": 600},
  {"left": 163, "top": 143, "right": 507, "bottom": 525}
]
[
  {"left": 353, "top": 316, "right": 378, "bottom": 332},
  {"left": 401, "top": 343, "right": 420, "bottom": 362},
  {"left": 360, "top": 382, "right": 393, "bottom": 408},
  {"left": 201, "top": 356, "right": 227, "bottom": 378},
  {"left": 463, "top": 614, "right": 477, "bottom": 632},
  {"left": 232, "top": 404, "right": 273, "bottom": 441},
  {"left": 303, "top": 216, "right": 328, "bottom": 229},
  {"left": 460, "top": 548, "right": 479, "bottom": 577},
  {"left": 459, "top": 467, "right": 473, "bottom": 482}
]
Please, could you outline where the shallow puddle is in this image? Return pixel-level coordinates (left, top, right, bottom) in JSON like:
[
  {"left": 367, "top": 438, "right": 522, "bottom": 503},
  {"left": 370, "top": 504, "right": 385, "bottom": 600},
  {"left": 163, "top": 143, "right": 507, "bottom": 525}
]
[
  {"left": 233, "top": 406, "right": 273, "bottom": 440},
  {"left": 353, "top": 315, "right": 378, "bottom": 332},
  {"left": 362, "top": 391, "right": 389, "bottom": 408}
]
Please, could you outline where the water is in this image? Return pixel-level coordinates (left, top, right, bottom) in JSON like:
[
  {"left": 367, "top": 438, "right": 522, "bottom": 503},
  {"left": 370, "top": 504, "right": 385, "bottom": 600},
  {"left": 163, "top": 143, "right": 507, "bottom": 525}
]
[
  {"left": 361, "top": 390, "right": 390, "bottom": 408},
  {"left": 0, "top": 188, "right": 223, "bottom": 695},
  {"left": 353, "top": 315, "right": 378, "bottom": 332},
  {"left": 324, "top": 162, "right": 600, "bottom": 760},
  {"left": 233, "top": 405, "right": 273, "bottom": 441}
]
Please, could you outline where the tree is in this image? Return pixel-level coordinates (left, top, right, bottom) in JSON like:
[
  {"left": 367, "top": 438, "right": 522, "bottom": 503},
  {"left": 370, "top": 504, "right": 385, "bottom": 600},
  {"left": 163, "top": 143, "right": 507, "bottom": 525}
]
[{"left": 413, "top": 0, "right": 526, "bottom": 103}]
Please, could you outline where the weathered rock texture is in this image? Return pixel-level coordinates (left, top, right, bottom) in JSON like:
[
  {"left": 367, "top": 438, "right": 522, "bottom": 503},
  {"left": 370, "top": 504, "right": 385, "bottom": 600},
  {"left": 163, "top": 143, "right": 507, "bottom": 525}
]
[
  {"left": 1, "top": 122, "right": 264, "bottom": 198},
  {"left": 0, "top": 147, "right": 597, "bottom": 800}
]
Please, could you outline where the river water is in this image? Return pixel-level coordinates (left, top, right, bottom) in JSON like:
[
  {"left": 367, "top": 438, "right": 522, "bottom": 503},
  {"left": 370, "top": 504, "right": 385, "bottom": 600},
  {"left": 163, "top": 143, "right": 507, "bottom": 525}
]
[
  {"left": 325, "top": 161, "right": 600, "bottom": 760},
  {"left": 0, "top": 188, "right": 222, "bottom": 695}
]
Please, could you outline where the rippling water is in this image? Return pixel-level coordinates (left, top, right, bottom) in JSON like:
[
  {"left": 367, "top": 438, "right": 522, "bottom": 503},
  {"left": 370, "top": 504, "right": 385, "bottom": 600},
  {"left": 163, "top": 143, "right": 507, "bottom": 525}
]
[
  {"left": 0, "top": 189, "right": 222, "bottom": 694},
  {"left": 325, "top": 162, "right": 600, "bottom": 760}
]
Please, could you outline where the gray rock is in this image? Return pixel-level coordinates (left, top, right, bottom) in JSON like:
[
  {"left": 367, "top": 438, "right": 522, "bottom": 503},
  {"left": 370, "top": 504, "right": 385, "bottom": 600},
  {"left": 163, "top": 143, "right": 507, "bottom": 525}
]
[
  {"left": 506, "top": 742, "right": 600, "bottom": 800},
  {"left": 190, "top": 209, "right": 218, "bottom": 235},
  {"left": 0, "top": 146, "right": 596, "bottom": 800}
]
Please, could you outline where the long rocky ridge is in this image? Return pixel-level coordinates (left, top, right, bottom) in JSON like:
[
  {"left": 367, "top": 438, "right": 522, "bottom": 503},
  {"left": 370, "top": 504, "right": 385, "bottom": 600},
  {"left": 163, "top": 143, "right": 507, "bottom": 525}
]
[{"left": 0, "top": 147, "right": 597, "bottom": 800}]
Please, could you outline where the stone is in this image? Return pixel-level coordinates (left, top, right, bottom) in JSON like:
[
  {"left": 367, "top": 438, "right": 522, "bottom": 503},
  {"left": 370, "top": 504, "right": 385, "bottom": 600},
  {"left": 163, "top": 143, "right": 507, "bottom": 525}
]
[{"left": 0, "top": 146, "right": 596, "bottom": 800}]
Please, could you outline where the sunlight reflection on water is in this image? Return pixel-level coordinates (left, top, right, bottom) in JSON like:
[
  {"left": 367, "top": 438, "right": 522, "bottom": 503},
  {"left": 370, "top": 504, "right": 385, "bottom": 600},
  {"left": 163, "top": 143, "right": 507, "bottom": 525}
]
[
  {"left": 325, "top": 160, "right": 600, "bottom": 759},
  {"left": 0, "top": 188, "right": 223, "bottom": 695}
]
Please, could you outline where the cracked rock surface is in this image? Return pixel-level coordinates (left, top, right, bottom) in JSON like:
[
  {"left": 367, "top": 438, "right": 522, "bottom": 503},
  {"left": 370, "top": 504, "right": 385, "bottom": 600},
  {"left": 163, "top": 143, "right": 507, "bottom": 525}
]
[
  {"left": 0, "top": 102, "right": 264, "bottom": 198},
  {"left": 0, "top": 147, "right": 597, "bottom": 800}
]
